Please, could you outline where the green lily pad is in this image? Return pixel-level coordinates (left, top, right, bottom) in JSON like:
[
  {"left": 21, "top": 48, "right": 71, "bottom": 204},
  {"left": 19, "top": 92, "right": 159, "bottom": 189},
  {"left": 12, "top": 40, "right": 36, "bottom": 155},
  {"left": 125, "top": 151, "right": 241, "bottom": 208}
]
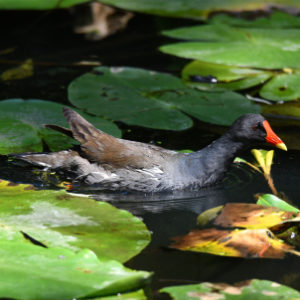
[
  {"left": 160, "top": 279, "right": 300, "bottom": 300},
  {"left": 257, "top": 193, "right": 300, "bottom": 213},
  {"left": 0, "top": 179, "right": 150, "bottom": 263},
  {"left": 260, "top": 73, "right": 300, "bottom": 101},
  {"left": 210, "top": 11, "right": 300, "bottom": 28},
  {"left": 182, "top": 60, "right": 272, "bottom": 91},
  {"left": 0, "top": 99, "right": 121, "bottom": 154},
  {"left": 91, "top": 0, "right": 300, "bottom": 19},
  {"left": 68, "top": 66, "right": 260, "bottom": 128},
  {"left": 92, "top": 289, "right": 147, "bottom": 300},
  {"left": 0, "top": 240, "right": 150, "bottom": 300},
  {"left": 0, "top": 0, "right": 91, "bottom": 9},
  {"left": 160, "top": 32, "right": 300, "bottom": 69}
]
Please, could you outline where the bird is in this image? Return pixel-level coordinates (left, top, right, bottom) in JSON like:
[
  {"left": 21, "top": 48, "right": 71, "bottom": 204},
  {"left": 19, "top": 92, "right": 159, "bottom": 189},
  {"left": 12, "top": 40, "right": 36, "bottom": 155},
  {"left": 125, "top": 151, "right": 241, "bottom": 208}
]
[{"left": 12, "top": 108, "right": 287, "bottom": 193}]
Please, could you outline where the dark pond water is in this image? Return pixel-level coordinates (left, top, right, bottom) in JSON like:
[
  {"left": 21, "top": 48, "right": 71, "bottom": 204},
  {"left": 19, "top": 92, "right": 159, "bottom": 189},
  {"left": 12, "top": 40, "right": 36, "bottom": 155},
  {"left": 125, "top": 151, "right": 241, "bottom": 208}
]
[{"left": 1, "top": 9, "right": 300, "bottom": 299}]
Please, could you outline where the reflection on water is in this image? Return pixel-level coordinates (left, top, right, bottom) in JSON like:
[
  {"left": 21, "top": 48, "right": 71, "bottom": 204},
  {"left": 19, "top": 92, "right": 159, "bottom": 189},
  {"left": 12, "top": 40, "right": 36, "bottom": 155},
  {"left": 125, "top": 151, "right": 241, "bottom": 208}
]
[{"left": 1, "top": 150, "right": 300, "bottom": 297}]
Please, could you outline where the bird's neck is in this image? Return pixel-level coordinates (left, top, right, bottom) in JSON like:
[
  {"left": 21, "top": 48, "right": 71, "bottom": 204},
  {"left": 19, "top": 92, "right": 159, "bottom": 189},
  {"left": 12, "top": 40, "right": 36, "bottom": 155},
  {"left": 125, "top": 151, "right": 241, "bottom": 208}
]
[{"left": 178, "top": 132, "right": 247, "bottom": 186}]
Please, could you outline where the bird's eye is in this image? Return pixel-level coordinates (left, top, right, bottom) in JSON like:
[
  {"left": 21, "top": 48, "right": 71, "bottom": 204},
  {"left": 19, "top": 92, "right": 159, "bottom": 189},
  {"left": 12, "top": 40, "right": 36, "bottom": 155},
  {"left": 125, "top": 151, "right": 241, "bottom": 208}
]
[{"left": 253, "top": 122, "right": 262, "bottom": 131}]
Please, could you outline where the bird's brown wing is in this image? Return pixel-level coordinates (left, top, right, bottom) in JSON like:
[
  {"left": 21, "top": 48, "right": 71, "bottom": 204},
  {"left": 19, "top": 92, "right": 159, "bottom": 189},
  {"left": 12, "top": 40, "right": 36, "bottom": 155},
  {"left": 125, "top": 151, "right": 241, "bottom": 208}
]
[{"left": 60, "top": 107, "right": 175, "bottom": 169}]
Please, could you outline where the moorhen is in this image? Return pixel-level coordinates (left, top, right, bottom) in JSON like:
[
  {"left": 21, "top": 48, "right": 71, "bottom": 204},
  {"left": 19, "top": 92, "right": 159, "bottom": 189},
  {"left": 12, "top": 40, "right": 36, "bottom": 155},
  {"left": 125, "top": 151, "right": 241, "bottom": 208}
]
[{"left": 14, "top": 108, "right": 287, "bottom": 192}]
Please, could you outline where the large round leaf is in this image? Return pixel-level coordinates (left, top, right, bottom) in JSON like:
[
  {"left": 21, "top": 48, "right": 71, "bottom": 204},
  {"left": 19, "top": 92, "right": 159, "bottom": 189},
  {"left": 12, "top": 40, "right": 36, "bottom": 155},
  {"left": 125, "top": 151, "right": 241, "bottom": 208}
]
[
  {"left": 94, "top": 0, "right": 300, "bottom": 19},
  {"left": 0, "top": 99, "right": 121, "bottom": 154},
  {"left": 0, "top": 0, "right": 91, "bottom": 9},
  {"left": 260, "top": 73, "right": 300, "bottom": 101},
  {"left": 0, "top": 179, "right": 150, "bottom": 263},
  {"left": 161, "top": 24, "right": 300, "bottom": 69},
  {"left": 0, "top": 240, "right": 150, "bottom": 300},
  {"left": 182, "top": 60, "right": 272, "bottom": 91},
  {"left": 161, "top": 279, "right": 300, "bottom": 300},
  {"left": 68, "top": 66, "right": 260, "bottom": 128}
]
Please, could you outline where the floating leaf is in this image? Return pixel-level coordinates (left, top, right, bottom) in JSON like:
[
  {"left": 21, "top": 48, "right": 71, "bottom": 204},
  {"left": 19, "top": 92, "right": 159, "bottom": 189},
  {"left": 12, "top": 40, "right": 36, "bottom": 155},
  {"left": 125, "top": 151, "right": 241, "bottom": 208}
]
[
  {"left": 210, "top": 11, "right": 300, "bottom": 28},
  {"left": 172, "top": 203, "right": 300, "bottom": 258},
  {"left": 161, "top": 279, "right": 300, "bottom": 300},
  {"left": 89, "top": 1, "right": 300, "bottom": 19},
  {"left": 182, "top": 60, "right": 272, "bottom": 91},
  {"left": 0, "top": 179, "right": 150, "bottom": 263},
  {"left": 0, "top": 99, "right": 121, "bottom": 154},
  {"left": 0, "top": 0, "right": 92, "bottom": 9},
  {"left": 161, "top": 13, "right": 300, "bottom": 101},
  {"left": 198, "top": 203, "right": 298, "bottom": 229},
  {"left": 257, "top": 193, "right": 300, "bottom": 213},
  {"left": 171, "top": 227, "right": 295, "bottom": 258},
  {"left": 161, "top": 24, "right": 300, "bottom": 69},
  {"left": 0, "top": 240, "right": 150, "bottom": 300},
  {"left": 260, "top": 73, "right": 300, "bottom": 101},
  {"left": 68, "top": 66, "right": 260, "bottom": 129}
]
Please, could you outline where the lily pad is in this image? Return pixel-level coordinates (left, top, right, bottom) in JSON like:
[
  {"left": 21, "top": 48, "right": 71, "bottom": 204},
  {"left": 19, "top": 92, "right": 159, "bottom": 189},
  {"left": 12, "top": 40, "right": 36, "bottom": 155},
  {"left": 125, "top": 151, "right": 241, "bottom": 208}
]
[
  {"left": 0, "top": 99, "right": 121, "bottom": 154},
  {"left": 68, "top": 66, "right": 260, "bottom": 129},
  {"left": 0, "top": 179, "right": 150, "bottom": 263},
  {"left": 161, "top": 26, "right": 300, "bottom": 69},
  {"left": 0, "top": 240, "right": 150, "bottom": 300},
  {"left": 210, "top": 11, "right": 300, "bottom": 28},
  {"left": 161, "top": 14, "right": 300, "bottom": 102},
  {"left": 260, "top": 73, "right": 300, "bottom": 101},
  {"left": 161, "top": 279, "right": 300, "bottom": 300},
  {"left": 91, "top": 1, "right": 300, "bottom": 19},
  {"left": 0, "top": 0, "right": 91, "bottom": 9},
  {"left": 182, "top": 60, "right": 272, "bottom": 91}
]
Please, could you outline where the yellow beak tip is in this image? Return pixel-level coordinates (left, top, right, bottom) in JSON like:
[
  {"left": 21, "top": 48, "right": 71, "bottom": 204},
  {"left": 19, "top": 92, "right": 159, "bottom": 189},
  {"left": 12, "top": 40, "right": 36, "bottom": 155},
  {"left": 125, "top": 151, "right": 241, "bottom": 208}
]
[{"left": 276, "top": 143, "right": 287, "bottom": 151}]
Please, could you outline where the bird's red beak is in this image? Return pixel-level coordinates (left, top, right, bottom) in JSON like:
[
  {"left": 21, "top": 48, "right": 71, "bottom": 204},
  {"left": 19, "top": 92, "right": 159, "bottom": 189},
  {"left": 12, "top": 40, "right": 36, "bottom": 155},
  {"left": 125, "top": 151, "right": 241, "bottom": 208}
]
[{"left": 263, "top": 120, "right": 287, "bottom": 151}]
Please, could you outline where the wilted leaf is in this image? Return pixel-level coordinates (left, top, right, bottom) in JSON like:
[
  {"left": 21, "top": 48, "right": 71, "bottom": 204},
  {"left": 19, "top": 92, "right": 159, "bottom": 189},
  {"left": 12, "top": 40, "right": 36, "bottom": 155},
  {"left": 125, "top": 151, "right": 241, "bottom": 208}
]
[
  {"left": 171, "top": 227, "right": 296, "bottom": 258},
  {"left": 0, "top": 99, "right": 121, "bottom": 154},
  {"left": 161, "top": 279, "right": 300, "bottom": 300},
  {"left": 68, "top": 66, "right": 260, "bottom": 129},
  {"left": 0, "top": 179, "right": 150, "bottom": 263},
  {"left": 202, "top": 203, "right": 298, "bottom": 229}
]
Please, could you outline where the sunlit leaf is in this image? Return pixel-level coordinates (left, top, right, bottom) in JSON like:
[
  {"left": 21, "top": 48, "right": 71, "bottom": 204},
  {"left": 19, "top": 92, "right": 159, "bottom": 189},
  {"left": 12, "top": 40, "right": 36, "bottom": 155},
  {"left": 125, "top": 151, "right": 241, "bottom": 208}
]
[
  {"left": 0, "top": 240, "right": 150, "bottom": 300},
  {"left": 68, "top": 66, "right": 260, "bottom": 129},
  {"left": 0, "top": 179, "right": 150, "bottom": 263},
  {"left": 257, "top": 193, "right": 300, "bottom": 213},
  {"left": 0, "top": 99, "right": 121, "bottom": 154},
  {"left": 171, "top": 227, "right": 296, "bottom": 258},
  {"left": 161, "top": 279, "right": 300, "bottom": 300},
  {"left": 251, "top": 149, "right": 274, "bottom": 176}
]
